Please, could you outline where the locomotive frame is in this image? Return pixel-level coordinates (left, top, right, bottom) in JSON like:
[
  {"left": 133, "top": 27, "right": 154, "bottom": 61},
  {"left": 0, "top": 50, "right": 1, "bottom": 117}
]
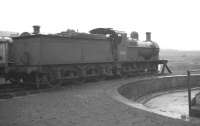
[{"left": 5, "top": 60, "right": 170, "bottom": 88}]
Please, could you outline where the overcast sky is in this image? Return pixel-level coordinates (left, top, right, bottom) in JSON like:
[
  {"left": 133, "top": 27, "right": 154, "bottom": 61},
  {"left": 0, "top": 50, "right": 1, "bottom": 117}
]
[{"left": 0, "top": 0, "right": 200, "bottom": 50}]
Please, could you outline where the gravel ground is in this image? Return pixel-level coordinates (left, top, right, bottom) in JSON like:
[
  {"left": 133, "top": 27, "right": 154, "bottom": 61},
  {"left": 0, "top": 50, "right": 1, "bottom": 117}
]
[{"left": 0, "top": 77, "right": 200, "bottom": 126}]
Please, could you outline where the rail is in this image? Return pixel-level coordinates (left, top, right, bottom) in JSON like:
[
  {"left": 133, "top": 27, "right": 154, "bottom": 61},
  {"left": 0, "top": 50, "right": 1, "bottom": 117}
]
[{"left": 187, "top": 69, "right": 200, "bottom": 116}]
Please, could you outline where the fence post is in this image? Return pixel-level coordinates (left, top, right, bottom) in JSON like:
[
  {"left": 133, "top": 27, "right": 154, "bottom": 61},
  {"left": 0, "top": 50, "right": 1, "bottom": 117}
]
[{"left": 187, "top": 70, "right": 191, "bottom": 116}]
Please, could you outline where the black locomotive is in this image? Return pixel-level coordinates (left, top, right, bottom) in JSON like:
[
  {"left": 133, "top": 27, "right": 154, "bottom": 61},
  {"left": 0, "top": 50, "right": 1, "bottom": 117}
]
[{"left": 0, "top": 26, "right": 171, "bottom": 87}]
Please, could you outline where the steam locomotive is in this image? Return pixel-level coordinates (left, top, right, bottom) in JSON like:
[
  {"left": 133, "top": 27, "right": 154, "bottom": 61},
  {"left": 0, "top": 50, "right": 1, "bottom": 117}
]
[{"left": 0, "top": 26, "right": 171, "bottom": 87}]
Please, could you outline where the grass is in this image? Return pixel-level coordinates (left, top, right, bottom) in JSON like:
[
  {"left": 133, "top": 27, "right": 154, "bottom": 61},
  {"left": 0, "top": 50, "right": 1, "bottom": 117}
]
[{"left": 160, "top": 49, "right": 200, "bottom": 75}]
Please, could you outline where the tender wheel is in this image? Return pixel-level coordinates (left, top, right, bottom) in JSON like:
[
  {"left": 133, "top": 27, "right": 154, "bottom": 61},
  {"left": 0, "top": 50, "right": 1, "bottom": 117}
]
[
  {"left": 84, "top": 65, "right": 102, "bottom": 81},
  {"left": 45, "top": 73, "right": 62, "bottom": 88},
  {"left": 61, "top": 66, "right": 82, "bottom": 84}
]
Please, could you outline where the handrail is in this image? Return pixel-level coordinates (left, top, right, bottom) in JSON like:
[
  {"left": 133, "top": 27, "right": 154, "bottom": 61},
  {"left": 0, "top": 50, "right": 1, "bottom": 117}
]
[{"left": 188, "top": 69, "right": 200, "bottom": 72}]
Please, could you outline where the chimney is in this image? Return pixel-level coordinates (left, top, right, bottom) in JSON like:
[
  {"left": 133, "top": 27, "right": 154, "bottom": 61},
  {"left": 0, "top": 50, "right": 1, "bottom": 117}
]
[
  {"left": 33, "top": 25, "right": 40, "bottom": 34},
  {"left": 146, "top": 32, "right": 151, "bottom": 41}
]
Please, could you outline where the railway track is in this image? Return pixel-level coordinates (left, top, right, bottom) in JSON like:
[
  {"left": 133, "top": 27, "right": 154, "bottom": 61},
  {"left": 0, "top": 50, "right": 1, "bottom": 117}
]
[
  {"left": 0, "top": 83, "right": 49, "bottom": 99},
  {"left": 0, "top": 72, "right": 168, "bottom": 99},
  {"left": 0, "top": 79, "right": 89, "bottom": 99},
  {"left": 0, "top": 77, "right": 114, "bottom": 99}
]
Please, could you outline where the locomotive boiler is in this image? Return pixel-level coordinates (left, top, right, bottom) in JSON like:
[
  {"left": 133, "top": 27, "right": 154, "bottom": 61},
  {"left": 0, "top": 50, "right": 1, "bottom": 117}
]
[{"left": 1, "top": 26, "right": 170, "bottom": 87}]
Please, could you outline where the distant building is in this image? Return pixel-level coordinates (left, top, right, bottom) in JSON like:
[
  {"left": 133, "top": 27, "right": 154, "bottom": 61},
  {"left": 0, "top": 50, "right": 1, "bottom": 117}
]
[
  {"left": 0, "top": 31, "right": 19, "bottom": 37},
  {"left": 0, "top": 31, "right": 19, "bottom": 42}
]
